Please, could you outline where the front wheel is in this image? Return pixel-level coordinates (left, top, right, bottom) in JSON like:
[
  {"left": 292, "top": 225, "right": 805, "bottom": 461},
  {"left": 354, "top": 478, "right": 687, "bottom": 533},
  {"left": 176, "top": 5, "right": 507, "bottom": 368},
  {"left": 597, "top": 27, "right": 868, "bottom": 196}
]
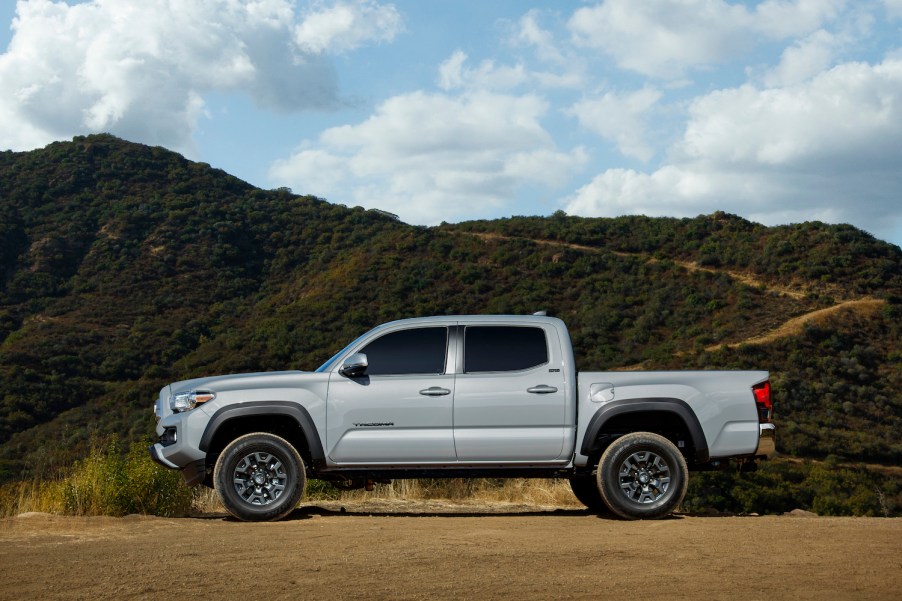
[
  {"left": 214, "top": 433, "right": 306, "bottom": 522},
  {"left": 597, "top": 432, "right": 688, "bottom": 520}
]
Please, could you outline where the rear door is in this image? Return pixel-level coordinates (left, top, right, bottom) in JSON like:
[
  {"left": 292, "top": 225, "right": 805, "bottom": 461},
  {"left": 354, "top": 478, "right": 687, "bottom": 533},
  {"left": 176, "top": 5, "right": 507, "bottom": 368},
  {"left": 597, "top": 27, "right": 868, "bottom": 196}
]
[
  {"left": 326, "top": 325, "right": 457, "bottom": 464},
  {"left": 453, "top": 323, "right": 568, "bottom": 462}
]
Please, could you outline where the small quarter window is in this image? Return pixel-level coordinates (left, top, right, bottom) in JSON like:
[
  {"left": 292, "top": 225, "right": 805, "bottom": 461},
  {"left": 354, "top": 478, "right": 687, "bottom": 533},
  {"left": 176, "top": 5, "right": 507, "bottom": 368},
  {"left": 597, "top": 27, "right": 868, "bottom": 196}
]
[
  {"left": 464, "top": 326, "right": 548, "bottom": 373},
  {"left": 360, "top": 327, "right": 447, "bottom": 376}
]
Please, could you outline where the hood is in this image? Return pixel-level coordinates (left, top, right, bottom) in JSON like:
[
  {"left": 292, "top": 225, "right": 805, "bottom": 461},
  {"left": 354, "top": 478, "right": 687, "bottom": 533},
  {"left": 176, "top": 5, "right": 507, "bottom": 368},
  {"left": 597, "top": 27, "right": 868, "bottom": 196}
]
[{"left": 168, "top": 370, "right": 310, "bottom": 395}]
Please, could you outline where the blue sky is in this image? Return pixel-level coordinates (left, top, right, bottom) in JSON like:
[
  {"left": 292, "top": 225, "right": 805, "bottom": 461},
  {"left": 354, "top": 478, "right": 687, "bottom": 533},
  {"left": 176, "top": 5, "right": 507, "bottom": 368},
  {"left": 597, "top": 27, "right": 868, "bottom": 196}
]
[{"left": 2, "top": 1, "right": 901, "bottom": 246}]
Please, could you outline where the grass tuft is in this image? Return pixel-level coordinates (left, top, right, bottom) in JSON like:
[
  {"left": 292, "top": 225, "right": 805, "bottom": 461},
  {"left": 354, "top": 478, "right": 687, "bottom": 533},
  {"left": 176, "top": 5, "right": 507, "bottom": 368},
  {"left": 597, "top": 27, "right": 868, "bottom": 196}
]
[{"left": 0, "top": 436, "right": 196, "bottom": 518}]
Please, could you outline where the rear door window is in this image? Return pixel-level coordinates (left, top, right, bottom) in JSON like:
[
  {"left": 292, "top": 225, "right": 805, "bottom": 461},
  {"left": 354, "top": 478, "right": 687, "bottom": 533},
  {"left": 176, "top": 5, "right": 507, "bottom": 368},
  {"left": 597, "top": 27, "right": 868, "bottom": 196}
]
[{"left": 464, "top": 326, "right": 548, "bottom": 373}]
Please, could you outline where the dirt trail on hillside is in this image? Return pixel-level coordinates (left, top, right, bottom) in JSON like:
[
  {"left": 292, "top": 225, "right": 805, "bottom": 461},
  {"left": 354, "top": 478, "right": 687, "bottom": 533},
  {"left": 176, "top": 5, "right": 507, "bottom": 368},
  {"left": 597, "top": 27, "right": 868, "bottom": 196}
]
[
  {"left": 461, "top": 231, "right": 822, "bottom": 299},
  {"left": 703, "top": 297, "right": 885, "bottom": 351},
  {"left": 617, "top": 297, "right": 885, "bottom": 370},
  {"left": 1, "top": 502, "right": 900, "bottom": 601},
  {"left": 458, "top": 231, "right": 888, "bottom": 358}
]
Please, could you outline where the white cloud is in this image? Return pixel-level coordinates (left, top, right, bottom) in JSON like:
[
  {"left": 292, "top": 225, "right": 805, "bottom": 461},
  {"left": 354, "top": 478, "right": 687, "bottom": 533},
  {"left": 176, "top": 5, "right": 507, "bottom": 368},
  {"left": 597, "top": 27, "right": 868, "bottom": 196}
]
[
  {"left": 507, "top": 10, "right": 585, "bottom": 89},
  {"left": 568, "top": 0, "right": 845, "bottom": 78},
  {"left": 515, "top": 10, "right": 566, "bottom": 65},
  {"left": 437, "top": 51, "right": 528, "bottom": 92},
  {"left": 293, "top": 0, "right": 403, "bottom": 54},
  {"left": 437, "top": 51, "right": 468, "bottom": 90},
  {"left": 763, "top": 29, "right": 839, "bottom": 86},
  {"left": 886, "top": 0, "right": 902, "bottom": 19},
  {"left": 271, "top": 90, "right": 587, "bottom": 224},
  {"left": 752, "top": 0, "right": 846, "bottom": 38},
  {"left": 0, "top": 0, "right": 399, "bottom": 153},
  {"left": 569, "top": 87, "right": 662, "bottom": 161},
  {"left": 437, "top": 40, "right": 581, "bottom": 93},
  {"left": 566, "top": 56, "right": 902, "bottom": 241},
  {"left": 682, "top": 59, "right": 902, "bottom": 167}
]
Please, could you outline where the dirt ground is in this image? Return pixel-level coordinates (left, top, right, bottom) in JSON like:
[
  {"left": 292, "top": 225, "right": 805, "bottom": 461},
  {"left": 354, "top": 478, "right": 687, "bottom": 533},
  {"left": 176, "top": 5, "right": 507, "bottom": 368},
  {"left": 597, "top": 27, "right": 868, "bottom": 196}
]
[{"left": 2, "top": 500, "right": 900, "bottom": 601}]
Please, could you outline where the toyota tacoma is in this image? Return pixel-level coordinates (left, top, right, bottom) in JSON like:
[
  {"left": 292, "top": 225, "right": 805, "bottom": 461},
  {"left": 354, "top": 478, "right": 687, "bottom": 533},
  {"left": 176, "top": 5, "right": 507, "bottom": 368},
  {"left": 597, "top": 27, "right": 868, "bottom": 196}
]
[{"left": 150, "top": 314, "right": 775, "bottom": 521}]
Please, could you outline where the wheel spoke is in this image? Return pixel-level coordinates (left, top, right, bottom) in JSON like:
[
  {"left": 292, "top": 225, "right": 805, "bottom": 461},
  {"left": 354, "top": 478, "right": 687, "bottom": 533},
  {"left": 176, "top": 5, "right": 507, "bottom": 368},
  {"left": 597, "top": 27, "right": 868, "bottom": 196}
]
[
  {"left": 232, "top": 449, "right": 289, "bottom": 506},
  {"left": 616, "top": 449, "right": 671, "bottom": 504}
]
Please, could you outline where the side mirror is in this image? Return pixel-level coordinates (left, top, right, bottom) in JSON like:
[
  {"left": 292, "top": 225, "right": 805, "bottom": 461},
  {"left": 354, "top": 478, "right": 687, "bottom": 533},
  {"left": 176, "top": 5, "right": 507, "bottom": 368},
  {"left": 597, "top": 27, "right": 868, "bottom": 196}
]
[{"left": 339, "top": 352, "right": 368, "bottom": 378}]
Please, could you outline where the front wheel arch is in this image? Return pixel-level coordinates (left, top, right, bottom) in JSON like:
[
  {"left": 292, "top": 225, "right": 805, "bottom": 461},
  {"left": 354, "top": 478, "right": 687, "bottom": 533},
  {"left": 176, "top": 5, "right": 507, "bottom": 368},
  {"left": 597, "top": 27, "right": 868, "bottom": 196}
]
[{"left": 200, "top": 402, "right": 326, "bottom": 467}]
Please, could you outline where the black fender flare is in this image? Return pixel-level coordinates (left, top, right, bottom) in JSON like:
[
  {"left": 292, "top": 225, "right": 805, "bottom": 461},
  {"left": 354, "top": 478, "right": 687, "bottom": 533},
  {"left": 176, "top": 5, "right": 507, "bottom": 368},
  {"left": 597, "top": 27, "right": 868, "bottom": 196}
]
[
  {"left": 580, "top": 398, "right": 709, "bottom": 463},
  {"left": 199, "top": 401, "right": 326, "bottom": 467}
]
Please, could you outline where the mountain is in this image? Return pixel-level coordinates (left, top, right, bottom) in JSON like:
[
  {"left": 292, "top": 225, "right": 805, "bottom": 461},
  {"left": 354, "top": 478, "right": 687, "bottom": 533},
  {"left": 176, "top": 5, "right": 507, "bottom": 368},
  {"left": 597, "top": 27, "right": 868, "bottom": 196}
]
[{"left": 0, "top": 135, "right": 900, "bottom": 481}]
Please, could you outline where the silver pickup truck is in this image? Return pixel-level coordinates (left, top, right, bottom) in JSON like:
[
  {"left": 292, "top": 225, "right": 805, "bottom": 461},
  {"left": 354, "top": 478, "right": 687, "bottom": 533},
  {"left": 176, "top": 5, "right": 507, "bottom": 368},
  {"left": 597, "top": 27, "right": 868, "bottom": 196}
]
[{"left": 150, "top": 314, "right": 775, "bottom": 521}]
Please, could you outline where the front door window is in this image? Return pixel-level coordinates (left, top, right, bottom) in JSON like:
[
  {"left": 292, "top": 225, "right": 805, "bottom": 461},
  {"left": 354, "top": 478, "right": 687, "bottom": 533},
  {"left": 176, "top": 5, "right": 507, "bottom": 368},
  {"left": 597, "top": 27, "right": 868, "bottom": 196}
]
[{"left": 361, "top": 327, "right": 448, "bottom": 375}]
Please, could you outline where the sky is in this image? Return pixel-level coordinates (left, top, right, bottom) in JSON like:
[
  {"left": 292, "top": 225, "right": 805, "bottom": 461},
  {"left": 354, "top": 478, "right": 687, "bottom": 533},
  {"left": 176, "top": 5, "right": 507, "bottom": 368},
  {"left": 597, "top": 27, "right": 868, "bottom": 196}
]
[{"left": 1, "top": 1, "right": 901, "bottom": 247}]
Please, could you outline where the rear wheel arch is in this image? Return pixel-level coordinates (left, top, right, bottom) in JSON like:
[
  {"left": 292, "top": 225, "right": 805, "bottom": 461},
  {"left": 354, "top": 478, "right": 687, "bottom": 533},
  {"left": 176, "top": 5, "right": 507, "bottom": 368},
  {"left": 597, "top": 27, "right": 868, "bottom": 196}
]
[{"left": 581, "top": 399, "right": 709, "bottom": 464}]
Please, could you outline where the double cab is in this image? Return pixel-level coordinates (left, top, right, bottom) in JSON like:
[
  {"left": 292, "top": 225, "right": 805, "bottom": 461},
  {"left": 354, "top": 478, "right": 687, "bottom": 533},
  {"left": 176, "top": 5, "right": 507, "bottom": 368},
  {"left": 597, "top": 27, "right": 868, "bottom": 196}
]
[{"left": 150, "top": 314, "right": 775, "bottom": 521}]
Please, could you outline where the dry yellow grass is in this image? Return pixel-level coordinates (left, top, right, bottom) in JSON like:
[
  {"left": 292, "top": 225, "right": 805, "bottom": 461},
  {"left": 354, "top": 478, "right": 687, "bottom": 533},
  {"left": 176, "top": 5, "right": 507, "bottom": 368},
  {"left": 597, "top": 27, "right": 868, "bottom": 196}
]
[
  {"left": 0, "top": 440, "right": 196, "bottom": 518},
  {"left": 344, "top": 478, "right": 581, "bottom": 506},
  {"left": 192, "top": 478, "right": 583, "bottom": 514},
  {"left": 0, "top": 480, "right": 67, "bottom": 517}
]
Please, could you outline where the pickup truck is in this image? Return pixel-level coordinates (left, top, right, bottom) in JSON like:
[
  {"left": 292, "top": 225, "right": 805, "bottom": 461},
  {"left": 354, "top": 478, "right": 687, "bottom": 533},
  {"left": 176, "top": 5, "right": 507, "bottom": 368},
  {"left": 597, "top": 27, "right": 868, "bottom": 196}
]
[{"left": 150, "top": 314, "right": 775, "bottom": 521}]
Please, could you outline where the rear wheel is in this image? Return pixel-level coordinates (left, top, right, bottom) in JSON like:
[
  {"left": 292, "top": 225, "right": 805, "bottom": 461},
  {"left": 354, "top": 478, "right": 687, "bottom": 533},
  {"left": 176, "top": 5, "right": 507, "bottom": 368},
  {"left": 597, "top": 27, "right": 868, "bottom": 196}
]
[
  {"left": 214, "top": 433, "right": 306, "bottom": 522},
  {"left": 597, "top": 432, "right": 688, "bottom": 520},
  {"left": 569, "top": 475, "right": 609, "bottom": 513}
]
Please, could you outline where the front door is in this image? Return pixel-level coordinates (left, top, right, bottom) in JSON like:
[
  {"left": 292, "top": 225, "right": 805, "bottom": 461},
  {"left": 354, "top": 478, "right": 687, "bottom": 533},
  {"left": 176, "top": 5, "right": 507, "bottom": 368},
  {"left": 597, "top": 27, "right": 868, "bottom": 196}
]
[{"left": 326, "top": 326, "right": 456, "bottom": 464}]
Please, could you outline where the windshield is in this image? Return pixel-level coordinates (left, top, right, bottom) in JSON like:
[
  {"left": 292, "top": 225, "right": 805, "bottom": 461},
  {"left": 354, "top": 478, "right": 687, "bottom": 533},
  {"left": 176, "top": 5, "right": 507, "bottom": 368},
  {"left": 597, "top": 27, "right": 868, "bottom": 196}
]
[{"left": 315, "top": 331, "right": 368, "bottom": 373}]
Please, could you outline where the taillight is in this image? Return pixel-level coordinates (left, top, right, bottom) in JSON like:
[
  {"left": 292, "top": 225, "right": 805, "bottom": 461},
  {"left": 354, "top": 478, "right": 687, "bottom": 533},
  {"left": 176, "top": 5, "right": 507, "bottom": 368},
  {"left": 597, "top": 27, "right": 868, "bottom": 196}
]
[{"left": 753, "top": 381, "right": 772, "bottom": 423}]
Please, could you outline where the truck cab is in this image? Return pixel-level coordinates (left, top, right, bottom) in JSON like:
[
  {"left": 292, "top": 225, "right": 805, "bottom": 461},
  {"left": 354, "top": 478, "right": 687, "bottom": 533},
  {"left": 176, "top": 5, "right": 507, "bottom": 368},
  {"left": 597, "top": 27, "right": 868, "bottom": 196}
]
[{"left": 322, "top": 315, "right": 575, "bottom": 465}]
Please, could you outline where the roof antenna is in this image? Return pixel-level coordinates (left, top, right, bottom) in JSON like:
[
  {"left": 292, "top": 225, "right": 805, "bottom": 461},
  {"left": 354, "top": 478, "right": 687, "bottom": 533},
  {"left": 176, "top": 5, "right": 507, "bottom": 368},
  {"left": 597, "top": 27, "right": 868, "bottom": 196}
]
[{"left": 532, "top": 310, "right": 547, "bottom": 316}]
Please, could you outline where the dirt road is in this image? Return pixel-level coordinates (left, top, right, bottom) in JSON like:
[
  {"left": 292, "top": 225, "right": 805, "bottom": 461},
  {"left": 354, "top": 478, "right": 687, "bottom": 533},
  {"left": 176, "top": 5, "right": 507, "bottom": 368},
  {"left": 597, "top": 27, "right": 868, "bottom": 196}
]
[{"left": 2, "top": 501, "right": 900, "bottom": 601}]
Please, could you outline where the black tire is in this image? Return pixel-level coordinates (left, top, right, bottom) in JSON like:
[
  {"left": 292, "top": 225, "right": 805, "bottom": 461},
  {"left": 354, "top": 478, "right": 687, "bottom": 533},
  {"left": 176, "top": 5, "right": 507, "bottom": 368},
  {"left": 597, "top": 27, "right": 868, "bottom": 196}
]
[
  {"left": 214, "top": 433, "right": 306, "bottom": 522},
  {"left": 569, "top": 475, "right": 610, "bottom": 513},
  {"left": 597, "top": 432, "right": 688, "bottom": 520}
]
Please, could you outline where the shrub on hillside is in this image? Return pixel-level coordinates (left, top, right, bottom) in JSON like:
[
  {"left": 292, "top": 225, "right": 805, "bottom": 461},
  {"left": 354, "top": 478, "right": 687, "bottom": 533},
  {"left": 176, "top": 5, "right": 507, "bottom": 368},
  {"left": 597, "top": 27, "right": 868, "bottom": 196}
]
[{"left": 682, "top": 458, "right": 900, "bottom": 516}]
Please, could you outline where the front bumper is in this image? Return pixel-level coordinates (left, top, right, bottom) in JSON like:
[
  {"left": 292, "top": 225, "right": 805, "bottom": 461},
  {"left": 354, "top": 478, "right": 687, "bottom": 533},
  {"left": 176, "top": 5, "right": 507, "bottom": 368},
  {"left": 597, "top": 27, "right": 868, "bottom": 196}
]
[
  {"left": 149, "top": 390, "right": 209, "bottom": 486},
  {"left": 149, "top": 443, "right": 207, "bottom": 486},
  {"left": 755, "top": 423, "right": 776, "bottom": 458},
  {"left": 149, "top": 442, "right": 179, "bottom": 469}
]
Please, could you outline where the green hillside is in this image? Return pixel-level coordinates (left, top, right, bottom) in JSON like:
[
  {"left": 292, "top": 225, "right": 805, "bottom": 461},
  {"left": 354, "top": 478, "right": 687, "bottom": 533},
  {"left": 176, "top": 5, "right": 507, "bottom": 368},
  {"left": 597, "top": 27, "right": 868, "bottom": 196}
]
[{"left": 1, "top": 135, "right": 900, "bottom": 485}]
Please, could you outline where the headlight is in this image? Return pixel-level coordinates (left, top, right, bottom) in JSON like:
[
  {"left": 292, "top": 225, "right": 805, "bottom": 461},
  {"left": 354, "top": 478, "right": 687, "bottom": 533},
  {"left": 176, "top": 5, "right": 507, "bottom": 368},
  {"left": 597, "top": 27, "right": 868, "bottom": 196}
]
[{"left": 169, "top": 390, "right": 216, "bottom": 413}]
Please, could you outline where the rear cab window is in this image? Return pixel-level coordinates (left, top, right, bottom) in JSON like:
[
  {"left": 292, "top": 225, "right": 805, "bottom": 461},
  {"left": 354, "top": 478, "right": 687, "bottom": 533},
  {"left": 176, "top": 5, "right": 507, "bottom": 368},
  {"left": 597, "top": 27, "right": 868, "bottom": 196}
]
[{"left": 464, "top": 326, "right": 548, "bottom": 373}]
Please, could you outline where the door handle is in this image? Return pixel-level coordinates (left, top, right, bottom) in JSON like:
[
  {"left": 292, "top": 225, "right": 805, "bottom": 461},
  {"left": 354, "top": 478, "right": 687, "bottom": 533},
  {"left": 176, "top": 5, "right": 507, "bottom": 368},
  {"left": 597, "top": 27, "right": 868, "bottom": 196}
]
[
  {"left": 419, "top": 387, "right": 451, "bottom": 396},
  {"left": 527, "top": 385, "right": 558, "bottom": 394}
]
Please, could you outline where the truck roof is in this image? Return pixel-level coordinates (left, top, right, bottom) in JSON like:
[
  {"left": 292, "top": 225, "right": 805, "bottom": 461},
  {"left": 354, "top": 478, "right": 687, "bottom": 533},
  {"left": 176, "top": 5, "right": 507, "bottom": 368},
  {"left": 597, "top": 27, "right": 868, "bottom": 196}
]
[{"left": 372, "top": 314, "right": 566, "bottom": 330}]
